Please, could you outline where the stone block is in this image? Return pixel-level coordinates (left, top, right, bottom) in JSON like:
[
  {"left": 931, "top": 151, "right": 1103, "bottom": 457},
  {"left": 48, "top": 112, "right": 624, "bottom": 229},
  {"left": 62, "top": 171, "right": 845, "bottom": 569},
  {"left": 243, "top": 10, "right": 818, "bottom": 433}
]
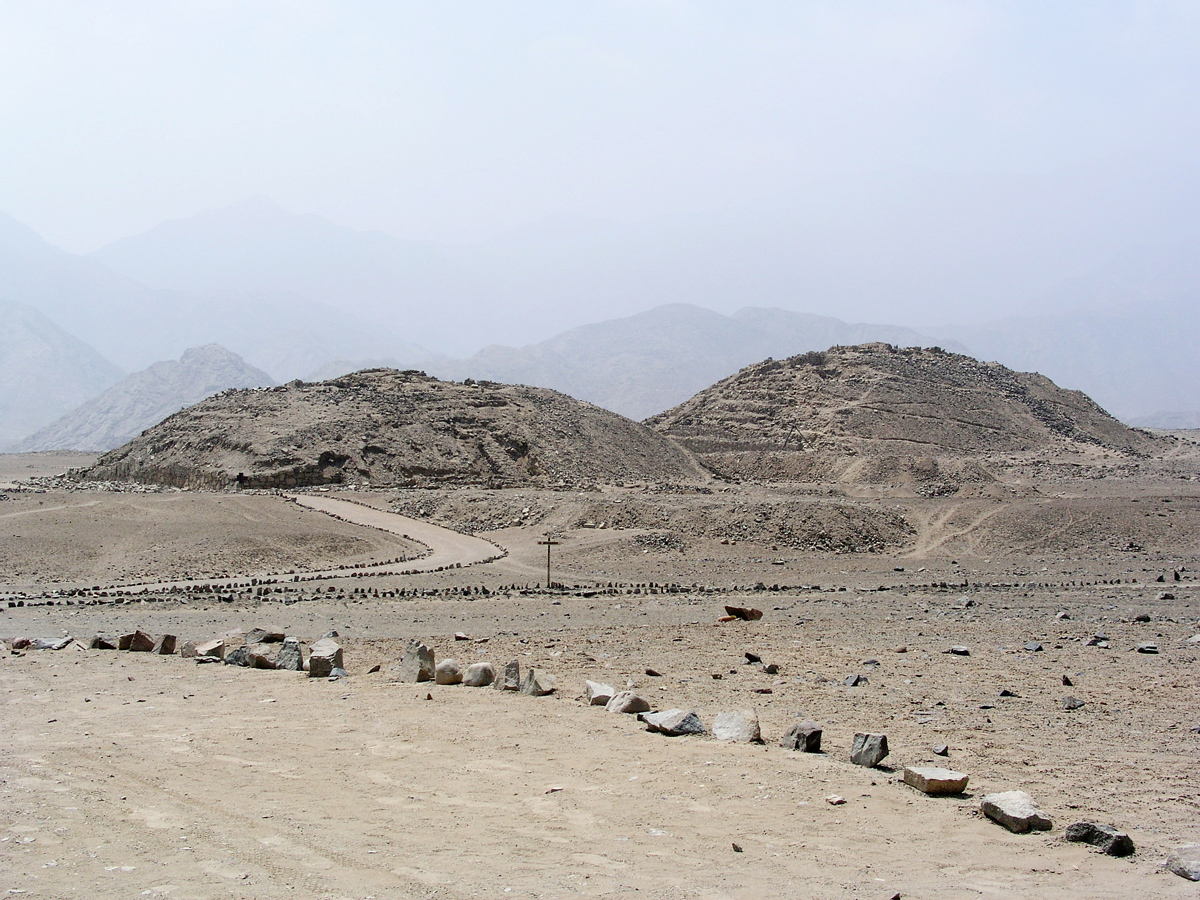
[
  {"left": 519, "top": 668, "right": 556, "bottom": 696},
  {"left": 152, "top": 634, "right": 177, "bottom": 655},
  {"left": 585, "top": 680, "right": 615, "bottom": 706},
  {"left": 712, "top": 710, "right": 762, "bottom": 743},
  {"left": 850, "top": 732, "right": 889, "bottom": 767},
  {"left": 780, "top": 720, "right": 822, "bottom": 752},
  {"left": 395, "top": 640, "right": 435, "bottom": 682},
  {"left": 435, "top": 659, "right": 463, "bottom": 685},
  {"left": 307, "top": 638, "right": 343, "bottom": 678},
  {"left": 463, "top": 662, "right": 495, "bottom": 687},
  {"left": 903, "top": 766, "right": 969, "bottom": 795},
  {"left": 1065, "top": 822, "right": 1134, "bottom": 857},
  {"left": 981, "top": 791, "right": 1052, "bottom": 833},
  {"left": 605, "top": 691, "right": 651, "bottom": 714},
  {"left": 640, "top": 709, "right": 705, "bottom": 736}
]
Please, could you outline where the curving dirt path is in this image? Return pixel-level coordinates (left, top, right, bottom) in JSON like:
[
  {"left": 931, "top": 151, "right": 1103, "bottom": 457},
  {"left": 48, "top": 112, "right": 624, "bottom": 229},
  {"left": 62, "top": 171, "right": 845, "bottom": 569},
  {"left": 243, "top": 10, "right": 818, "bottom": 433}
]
[{"left": 288, "top": 493, "right": 503, "bottom": 574}]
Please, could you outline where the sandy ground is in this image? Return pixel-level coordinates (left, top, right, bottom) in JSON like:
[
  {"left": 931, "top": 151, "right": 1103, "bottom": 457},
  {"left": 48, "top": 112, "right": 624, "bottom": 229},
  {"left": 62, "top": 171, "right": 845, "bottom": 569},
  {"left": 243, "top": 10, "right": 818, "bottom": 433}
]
[{"left": 3, "top": 456, "right": 1200, "bottom": 897}]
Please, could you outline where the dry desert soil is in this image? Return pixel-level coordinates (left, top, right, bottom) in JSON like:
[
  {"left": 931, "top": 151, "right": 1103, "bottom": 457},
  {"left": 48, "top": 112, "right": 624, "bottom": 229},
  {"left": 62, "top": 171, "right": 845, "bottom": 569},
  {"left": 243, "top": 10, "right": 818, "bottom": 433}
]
[{"left": 2, "top": 448, "right": 1200, "bottom": 899}]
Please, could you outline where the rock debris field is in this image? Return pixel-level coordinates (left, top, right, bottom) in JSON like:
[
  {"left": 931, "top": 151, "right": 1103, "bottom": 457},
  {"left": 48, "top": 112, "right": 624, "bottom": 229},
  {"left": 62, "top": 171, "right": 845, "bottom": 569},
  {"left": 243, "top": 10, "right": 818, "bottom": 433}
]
[{"left": 3, "top": 431, "right": 1200, "bottom": 898}]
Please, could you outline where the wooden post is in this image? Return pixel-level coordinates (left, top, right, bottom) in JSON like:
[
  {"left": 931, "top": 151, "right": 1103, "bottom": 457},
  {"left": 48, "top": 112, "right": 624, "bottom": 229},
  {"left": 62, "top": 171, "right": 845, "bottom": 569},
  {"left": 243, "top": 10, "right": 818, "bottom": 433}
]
[{"left": 537, "top": 535, "right": 560, "bottom": 588}]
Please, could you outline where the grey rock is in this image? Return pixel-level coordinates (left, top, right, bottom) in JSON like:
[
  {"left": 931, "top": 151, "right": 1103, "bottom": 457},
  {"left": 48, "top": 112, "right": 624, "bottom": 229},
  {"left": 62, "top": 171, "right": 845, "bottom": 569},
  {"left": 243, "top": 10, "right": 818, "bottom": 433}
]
[
  {"left": 246, "top": 644, "right": 277, "bottom": 669},
  {"left": 584, "top": 680, "right": 616, "bottom": 705},
  {"left": 850, "top": 732, "right": 889, "bottom": 767},
  {"left": 712, "top": 710, "right": 762, "bottom": 743},
  {"left": 274, "top": 638, "right": 304, "bottom": 671},
  {"left": 180, "top": 640, "right": 199, "bottom": 659},
  {"left": 519, "top": 668, "right": 556, "bottom": 696},
  {"left": 932, "top": 743, "right": 949, "bottom": 756},
  {"left": 640, "top": 709, "right": 705, "bottom": 736},
  {"left": 948, "top": 646, "right": 970, "bottom": 656},
  {"left": 844, "top": 674, "right": 867, "bottom": 687},
  {"left": 195, "top": 639, "right": 225, "bottom": 659},
  {"left": 246, "top": 628, "right": 285, "bottom": 644},
  {"left": 1136, "top": 642, "right": 1159, "bottom": 654},
  {"left": 1063, "top": 696, "right": 1086, "bottom": 710},
  {"left": 495, "top": 659, "right": 520, "bottom": 690},
  {"left": 121, "top": 631, "right": 155, "bottom": 652},
  {"left": 780, "top": 720, "right": 822, "bottom": 752},
  {"left": 435, "top": 659, "right": 463, "bottom": 685},
  {"left": 1065, "top": 822, "right": 1135, "bottom": 857},
  {"left": 396, "top": 640, "right": 435, "bottom": 682},
  {"left": 152, "top": 634, "right": 177, "bottom": 655},
  {"left": 89, "top": 634, "right": 118, "bottom": 650},
  {"left": 32, "top": 637, "right": 72, "bottom": 651},
  {"left": 308, "top": 638, "right": 343, "bottom": 678},
  {"left": 328, "top": 667, "right": 348, "bottom": 679},
  {"left": 605, "top": 691, "right": 651, "bottom": 714},
  {"left": 224, "top": 645, "right": 251, "bottom": 667},
  {"left": 981, "top": 791, "right": 1052, "bottom": 833},
  {"left": 463, "top": 662, "right": 496, "bottom": 687},
  {"left": 1166, "top": 844, "right": 1200, "bottom": 881},
  {"left": 1024, "top": 641, "right": 1043, "bottom": 652}
]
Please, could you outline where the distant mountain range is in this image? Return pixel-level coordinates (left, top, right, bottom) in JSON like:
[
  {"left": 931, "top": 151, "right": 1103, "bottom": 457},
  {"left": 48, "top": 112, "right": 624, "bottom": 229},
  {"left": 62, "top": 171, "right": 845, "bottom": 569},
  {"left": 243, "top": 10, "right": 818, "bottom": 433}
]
[
  {"left": 13, "top": 344, "right": 273, "bottom": 452},
  {"left": 434, "top": 304, "right": 955, "bottom": 421},
  {"left": 2, "top": 159, "right": 1199, "bottom": 447},
  {"left": 0, "top": 300, "right": 123, "bottom": 445}
]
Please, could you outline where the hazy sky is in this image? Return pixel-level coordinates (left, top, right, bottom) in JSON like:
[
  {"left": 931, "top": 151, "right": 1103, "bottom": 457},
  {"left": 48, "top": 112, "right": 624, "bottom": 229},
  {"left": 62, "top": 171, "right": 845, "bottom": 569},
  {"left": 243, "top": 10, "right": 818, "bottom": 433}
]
[{"left": 3, "top": 1, "right": 1199, "bottom": 253}]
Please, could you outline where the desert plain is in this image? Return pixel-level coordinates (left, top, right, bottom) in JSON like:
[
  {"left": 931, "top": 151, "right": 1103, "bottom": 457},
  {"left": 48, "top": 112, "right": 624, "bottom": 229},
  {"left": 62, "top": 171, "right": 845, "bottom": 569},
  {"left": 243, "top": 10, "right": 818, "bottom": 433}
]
[{"left": 2, "top": 443, "right": 1200, "bottom": 900}]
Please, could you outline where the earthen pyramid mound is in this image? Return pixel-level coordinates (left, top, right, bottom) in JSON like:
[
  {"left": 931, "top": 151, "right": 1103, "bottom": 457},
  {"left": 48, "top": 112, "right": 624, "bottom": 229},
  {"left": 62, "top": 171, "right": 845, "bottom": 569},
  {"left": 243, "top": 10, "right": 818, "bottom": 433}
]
[
  {"left": 645, "top": 343, "right": 1161, "bottom": 485},
  {"left": 85, "top": 370, "right": 705, "bottom": 489}
]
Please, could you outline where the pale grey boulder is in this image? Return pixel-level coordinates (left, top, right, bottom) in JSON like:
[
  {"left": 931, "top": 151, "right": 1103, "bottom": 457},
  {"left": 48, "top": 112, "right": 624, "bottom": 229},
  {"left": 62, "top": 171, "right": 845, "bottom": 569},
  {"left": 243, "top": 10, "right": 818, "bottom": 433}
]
[
  {"left": 712, "top": 710, "right": 762, "bottom": 743},
  {"left": 435, "top": 659, "right": 463, "bottom": 685},
  {"left": 463, "top": 662, "right": 496, "bottom": 687},
  {"left": 981, "top": 791, "right": 1052, "bottom": 833}
]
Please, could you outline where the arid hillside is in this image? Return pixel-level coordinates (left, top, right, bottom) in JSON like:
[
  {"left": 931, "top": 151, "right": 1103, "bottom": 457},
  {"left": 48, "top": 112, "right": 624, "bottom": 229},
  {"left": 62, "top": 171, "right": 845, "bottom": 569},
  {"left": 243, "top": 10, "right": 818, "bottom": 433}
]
[
  {"left": 83, "top": 369, "right": 705, "bottom": 489},
  {"left": 646, "top": 343, "right": 1166, "bottom": 486}
]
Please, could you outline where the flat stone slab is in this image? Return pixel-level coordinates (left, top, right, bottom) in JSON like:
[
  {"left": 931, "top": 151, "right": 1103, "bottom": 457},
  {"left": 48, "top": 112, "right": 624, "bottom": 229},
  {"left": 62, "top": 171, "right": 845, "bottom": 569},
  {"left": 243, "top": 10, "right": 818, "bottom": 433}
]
[
  {"left": 1167, "top": 844, "right": 1200, "bottom": 881},
  {"left": 32, "top": 637, "right": 73, "bottom": 651},
  {"left": 712, "top": 710, "right": 762, "bottom": 743},
  {"left": 981, "top": 791, "right": 1052, "bottom": 833},
  {"left": 850, "top": 732, "right": 889, "bottom": 767},
  {"left": 780, "top": 720, "right": 822, "bottom": 752},
  {"left": 1065, "top": 822, "right": 1134, "bottom": 857},
  {"left": 903, "top": 766, "right": 969, "bottom": 795},
  {"left": 640, "top": 709, "right": 705, "bottom": 736},
  {"left": 585, "top": 680, "right": 616, "bottom": 706}
]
